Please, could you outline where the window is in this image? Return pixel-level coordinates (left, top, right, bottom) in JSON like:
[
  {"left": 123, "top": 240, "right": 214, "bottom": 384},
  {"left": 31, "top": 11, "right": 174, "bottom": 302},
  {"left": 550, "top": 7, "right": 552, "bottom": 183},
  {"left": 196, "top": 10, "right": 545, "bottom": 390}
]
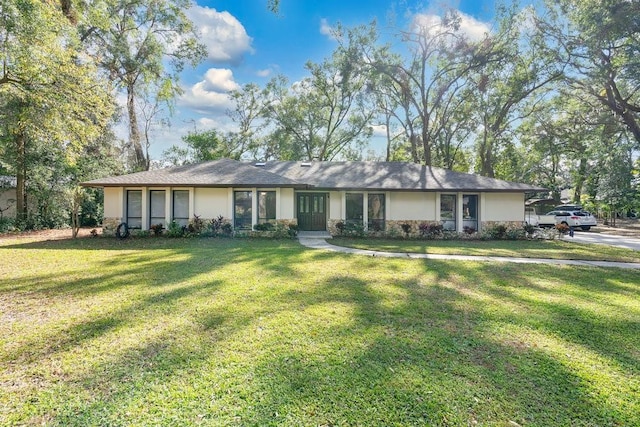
[
  {"left": 258, "top": 191, "right": 276, "bottom": 224},
  {"left": 440, "top": 194, "right": 456, "bottom": 231},
  {"left": 346, "top": 193, "right": 363, "bottom": 225},
  {"left": 149, "top": 190, "right": 166, "bottom": 228},
  {"left": 234, "top": 191, "right": 252, "bottom": 229},
  {"left": 172, "top": 190, "right": 189, "bottom": 227},
  {"left": 463, "top": 194, "right": 478, "bottom": 233},
  {"left": 368, "top": 193, "right": 385, "bottom": 231},
  {"left": 126, "top": 190, "right": 142, "bottom": 229}
]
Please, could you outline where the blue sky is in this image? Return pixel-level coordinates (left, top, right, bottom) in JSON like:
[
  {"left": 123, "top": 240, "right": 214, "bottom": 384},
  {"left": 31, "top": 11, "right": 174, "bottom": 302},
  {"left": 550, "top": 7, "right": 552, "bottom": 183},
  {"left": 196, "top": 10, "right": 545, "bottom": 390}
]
[{"left": 145, "top": 0, "right": 499, "bottom": 160}]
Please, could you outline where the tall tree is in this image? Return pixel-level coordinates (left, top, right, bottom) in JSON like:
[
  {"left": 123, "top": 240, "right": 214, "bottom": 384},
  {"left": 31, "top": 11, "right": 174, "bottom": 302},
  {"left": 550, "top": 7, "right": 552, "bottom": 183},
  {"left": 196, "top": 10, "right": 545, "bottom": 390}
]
[
  {"left": 348, "top": 12, "right": 504, "bottom": 167},
  {"left": 466, "top": 5, "right": 565, "bottom": 177},
  {"left": 544, "top": 0, "right": 640, "bottom": 147},
  {"left": 265, "top": 46, "right": 374, "bottom": 161},
  {"left": 0, "top": 0, "right": 113, "bottom": 222},
  {"left": 84, "top": 0, "right": 206, "bottom": 171}
]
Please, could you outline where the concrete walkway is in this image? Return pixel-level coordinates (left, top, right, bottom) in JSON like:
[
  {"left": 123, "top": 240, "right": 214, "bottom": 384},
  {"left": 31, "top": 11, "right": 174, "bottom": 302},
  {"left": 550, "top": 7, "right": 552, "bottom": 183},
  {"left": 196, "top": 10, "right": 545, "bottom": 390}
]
[{"left": 297, "top": 235, "right": 640, "bottom": 270}]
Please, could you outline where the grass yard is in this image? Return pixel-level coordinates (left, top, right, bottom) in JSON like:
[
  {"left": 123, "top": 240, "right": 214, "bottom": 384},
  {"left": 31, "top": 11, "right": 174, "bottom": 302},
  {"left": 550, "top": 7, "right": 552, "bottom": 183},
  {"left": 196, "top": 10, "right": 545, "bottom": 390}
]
[
  {"left": 1, "top": 236, "right": 639, "bottom": 426},
  {"left": 331, "top": 237, "right": 640, "bottom": 263}
]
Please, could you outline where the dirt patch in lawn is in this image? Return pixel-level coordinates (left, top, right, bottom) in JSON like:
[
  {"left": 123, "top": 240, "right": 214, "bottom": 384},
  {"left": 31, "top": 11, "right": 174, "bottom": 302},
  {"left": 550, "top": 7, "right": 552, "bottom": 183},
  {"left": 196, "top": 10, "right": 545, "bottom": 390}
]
[{"left": 0, "top": 227, "right": 102, "bottom": 243}]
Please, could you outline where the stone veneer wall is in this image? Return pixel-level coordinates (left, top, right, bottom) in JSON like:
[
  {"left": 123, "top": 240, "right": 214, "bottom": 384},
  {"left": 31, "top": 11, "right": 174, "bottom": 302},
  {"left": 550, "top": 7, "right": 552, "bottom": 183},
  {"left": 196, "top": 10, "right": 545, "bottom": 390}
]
[
  {"left": 329, "top": 219, "right": 525, "bottom": 238},
  {"left": 102, "top": 217, "right": 121, "bottom": 236}
]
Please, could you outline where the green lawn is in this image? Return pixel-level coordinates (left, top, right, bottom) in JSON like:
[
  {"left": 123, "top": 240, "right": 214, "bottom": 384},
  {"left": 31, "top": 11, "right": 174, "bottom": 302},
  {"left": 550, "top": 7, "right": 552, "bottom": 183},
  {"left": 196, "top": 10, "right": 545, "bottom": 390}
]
[
  {"left": 331, "top": 237, "right": 640, "bottom": 263},
  {"left": 1, "top": 237, "right": 639, "bottom": 426}
]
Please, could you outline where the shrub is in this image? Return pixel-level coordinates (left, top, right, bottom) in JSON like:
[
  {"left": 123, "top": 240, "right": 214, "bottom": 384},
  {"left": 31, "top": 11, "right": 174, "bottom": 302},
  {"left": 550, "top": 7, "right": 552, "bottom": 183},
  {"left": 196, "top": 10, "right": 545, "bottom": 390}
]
[
  {"left": 287, "top": 223, "right": 298, "bottom": 238},
  {"left": 150, "top": 223, "right": 164, "bottom": 236},
  {"left": 253, "top": 222, "right": 275, "bottom": 232},
  {"left": 463, "top": 225, "right": 476, "bottom": 234},
  {"left": 166, "top": 220, "right": 185, "bottom": 238},
  {"left": 400, "top": 223, "right": 412, "bottom": 236},
  {"left": 335, "top": 221, "right": 345, "bottom": 234},
  {"left": 187, "top": 215, "right": 205, "bottom": 235},
  {"left": 418, "top": 222, "right": 443, "bottom": 239},
  {"left": 485, "top": 224, "right": 507, "bottom": 239},
  {"left": 345, "top": 221, "right": 365, "bottom": 237}
]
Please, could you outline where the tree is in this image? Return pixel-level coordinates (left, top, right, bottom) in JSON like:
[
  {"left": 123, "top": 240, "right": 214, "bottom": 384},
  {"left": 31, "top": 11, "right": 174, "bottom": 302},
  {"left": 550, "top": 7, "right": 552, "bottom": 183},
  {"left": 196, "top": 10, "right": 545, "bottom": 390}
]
[
  {"left": 265, "top": 43, "right": 374, "bottom": 161},
  {"left": 84, "top": 0, "right": 206, "bottom": 171},
  {"left": 544, "top": 0, "right": 640, "bottom": 147},
  {"left": 347, "top": 12, "right": 504, "bottom": 167},
  {"left": 466, "top": 5, "right": 565, "bottom": 177},
  {"left": 0, "top": 0, "right": 114, "bottom": 223},
  {"left": 162, "top": 130, "right": 238, "bottom": 166}
]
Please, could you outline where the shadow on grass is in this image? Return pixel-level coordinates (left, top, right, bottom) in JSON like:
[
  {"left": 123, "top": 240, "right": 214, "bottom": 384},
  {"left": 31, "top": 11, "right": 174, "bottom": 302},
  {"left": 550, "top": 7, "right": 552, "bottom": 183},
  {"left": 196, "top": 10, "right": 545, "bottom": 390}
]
[{"left": 1, "top": 239, "right": 638, "bottom": 425}]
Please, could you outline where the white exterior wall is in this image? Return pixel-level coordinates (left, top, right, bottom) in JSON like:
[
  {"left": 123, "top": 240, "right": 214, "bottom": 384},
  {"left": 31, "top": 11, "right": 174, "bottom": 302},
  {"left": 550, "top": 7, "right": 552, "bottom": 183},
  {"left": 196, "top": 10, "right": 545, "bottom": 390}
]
[
  {"left": 194, "top": 188, "right": 230, "bottom": 219},
  {"left": 329, "top": 191, "right": 342, "bottom": 220},
  {"left": 389, "top": 192, "right": 436, "bottom": 221},
  {"left": 104, "top": 187, "right": 123, "bottom": 219},
  {"left": 483, "top": 192, "right": 524, "bottom": 222},
  {"left": 279, "top": 188, "right": 295, "bottom": 219}
]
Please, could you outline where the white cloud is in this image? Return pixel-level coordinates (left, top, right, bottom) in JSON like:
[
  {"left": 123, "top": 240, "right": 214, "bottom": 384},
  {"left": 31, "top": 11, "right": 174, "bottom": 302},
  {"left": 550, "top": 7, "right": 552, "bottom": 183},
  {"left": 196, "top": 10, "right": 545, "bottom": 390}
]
[
  {"left": 256, "top": 68, "right": 272, "bottom": 78},
  {"left": 370, "top": 124, "right": 388, "bottom": 137},
  {"left": 412, "top": 10, "right": 490, "bottom": 42},
  {"left": 187, "top": 5, "right": 254, "bottom": 64},
  {"left": 320, "top": 18, "right": 338, "bottom": 40},
  {"left": 179, "top": 68, "right": 240, "bottom": 114}
]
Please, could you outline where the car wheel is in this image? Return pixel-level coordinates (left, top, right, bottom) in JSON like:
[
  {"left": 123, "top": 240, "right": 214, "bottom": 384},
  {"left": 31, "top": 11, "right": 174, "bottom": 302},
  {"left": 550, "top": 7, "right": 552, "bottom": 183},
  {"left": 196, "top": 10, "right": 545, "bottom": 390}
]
[{"left": 581, "top": 226, "right": 591, "bottom": 231}]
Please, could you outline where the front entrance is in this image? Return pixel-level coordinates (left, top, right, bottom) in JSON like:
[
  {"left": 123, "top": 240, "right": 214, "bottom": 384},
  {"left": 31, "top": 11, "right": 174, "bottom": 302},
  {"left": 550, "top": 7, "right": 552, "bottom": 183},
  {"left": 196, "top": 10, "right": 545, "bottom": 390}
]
[{"left": 297, "top": 193, "right": 327, "bottom": 231}]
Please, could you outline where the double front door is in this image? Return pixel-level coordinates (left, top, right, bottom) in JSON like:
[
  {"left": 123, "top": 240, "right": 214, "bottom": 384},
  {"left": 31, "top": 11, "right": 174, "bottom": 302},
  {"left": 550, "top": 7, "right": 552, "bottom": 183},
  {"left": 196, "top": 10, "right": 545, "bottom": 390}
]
[{"left": 297, "top": 193, "right": 327, "bottom": 231}]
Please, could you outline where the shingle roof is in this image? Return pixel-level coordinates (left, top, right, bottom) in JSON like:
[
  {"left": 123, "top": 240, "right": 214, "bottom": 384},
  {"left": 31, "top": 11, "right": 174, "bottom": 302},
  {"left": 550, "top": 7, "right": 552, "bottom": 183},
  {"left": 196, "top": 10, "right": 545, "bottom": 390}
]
[
  {"left": 82, "top": 158, "right": 307, "bottom": 188},
  {"left": 257, "top": 161, "right": 546, "bottom": 192},
  {"left": 82, "top": 158, "right": 546, "bottom": 192}
]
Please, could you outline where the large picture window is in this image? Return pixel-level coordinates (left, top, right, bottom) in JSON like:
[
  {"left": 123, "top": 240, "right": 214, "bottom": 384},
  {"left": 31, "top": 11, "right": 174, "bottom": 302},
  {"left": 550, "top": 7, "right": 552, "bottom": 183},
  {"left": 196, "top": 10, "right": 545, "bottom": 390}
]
[
  {"left": 172, "top": 190, "right": 189, "bottom": 227},
  {"left": 234, "top": 191, "right": 252, "bottom": 229},
  {"left": 440, "top": 194, "right": 456, "bottom": 231},
  {"left": 126, "top": 190, "right": 142, "bottom": 229},
  {"left": 368, "top": 193, "right": 385, "bottom": 231},
  {"left": 149, "top": 190, "right": 166, "bottom": 228},
  {"left": 345, "top": 193, "right": 363, "bottom": 226},
  {"left": 258, "top": 191, "right": 276, "bottom": 224}
]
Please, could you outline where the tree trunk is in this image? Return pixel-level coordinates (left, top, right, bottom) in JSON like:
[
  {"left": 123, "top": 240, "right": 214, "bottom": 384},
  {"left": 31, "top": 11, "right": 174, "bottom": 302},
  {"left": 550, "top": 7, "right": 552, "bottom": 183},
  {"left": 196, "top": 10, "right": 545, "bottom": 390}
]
[
  {"left": 421, "top": 129, "right": 431, "bottom": 166},
  {"left": 15, "top": 131, "right": 27, "bottom": 223},
  {"left": 127, "top": 84, "right": 148, "bottom": 170}
]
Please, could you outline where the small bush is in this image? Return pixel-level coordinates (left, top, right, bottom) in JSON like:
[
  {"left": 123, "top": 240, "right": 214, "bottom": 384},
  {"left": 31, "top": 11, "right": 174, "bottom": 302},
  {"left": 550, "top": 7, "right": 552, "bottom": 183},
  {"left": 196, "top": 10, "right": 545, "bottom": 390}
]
[
  {"left": 150, "top": 223, "right": 164, "bottom": 236},
  {"left": 400, "top": 223, "right": 412, "bottom": 236},
  {"left": 187, "top": 215, "right": 205, "bottom": 235},
  {"left": 463, "top": 225, "right": 476, "bottom": 234},
  {"left": 418, "top": 222, "right": 443, "bottom": 239},
  {"left": 166, "top": 221, "right": 185, "bottom": 238},
  {"left": 485, "top": 224, "right": 507, "bottom": 239},
  {"left": 335, "top": 221, "right": 345, "bottom": 235},
  {"left": 345, "top": 221, "right": 365, "bottom": 237},
  {"left": 253, "top": 222, "right": 275, "bottom": 232},
  {"left": 287, "top": 223, "right": 298, "bottom": 238}
]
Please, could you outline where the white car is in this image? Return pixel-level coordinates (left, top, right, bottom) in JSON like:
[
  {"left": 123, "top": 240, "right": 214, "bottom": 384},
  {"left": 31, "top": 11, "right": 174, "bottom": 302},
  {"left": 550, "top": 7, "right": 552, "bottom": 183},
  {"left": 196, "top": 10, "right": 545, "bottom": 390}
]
[{"left": 545, "top": 210, "right": 598, "bottom": 231}]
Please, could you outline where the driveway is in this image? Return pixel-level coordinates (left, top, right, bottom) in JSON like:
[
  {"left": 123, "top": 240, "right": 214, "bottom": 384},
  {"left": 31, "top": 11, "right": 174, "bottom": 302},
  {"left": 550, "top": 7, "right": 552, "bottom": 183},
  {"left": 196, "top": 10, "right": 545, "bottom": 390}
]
[{"left": 568, "top": 231, "right": 640, "bottom": 251}]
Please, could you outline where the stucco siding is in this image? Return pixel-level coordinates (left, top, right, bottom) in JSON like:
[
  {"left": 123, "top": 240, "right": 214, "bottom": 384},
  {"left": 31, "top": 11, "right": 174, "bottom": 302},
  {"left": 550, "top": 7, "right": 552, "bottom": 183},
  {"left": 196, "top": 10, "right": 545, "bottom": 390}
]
[
  {"left": 194, "top": 188, "right": 229, "bottom": 219},
  {"left": 104, "top": 187, "right": 123, "bottom": 219},
  {"left": 483, "top": 193, "right": 524, "bottom": 222},
  {"left": 279, "top": 188, "right": 295, "bottom": 219},
  {"left": 389, "top": 192, "right": 436, "bottom": 221},
  {"left": 329, "top": 191, "right": 342, "bottom": 220}
]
